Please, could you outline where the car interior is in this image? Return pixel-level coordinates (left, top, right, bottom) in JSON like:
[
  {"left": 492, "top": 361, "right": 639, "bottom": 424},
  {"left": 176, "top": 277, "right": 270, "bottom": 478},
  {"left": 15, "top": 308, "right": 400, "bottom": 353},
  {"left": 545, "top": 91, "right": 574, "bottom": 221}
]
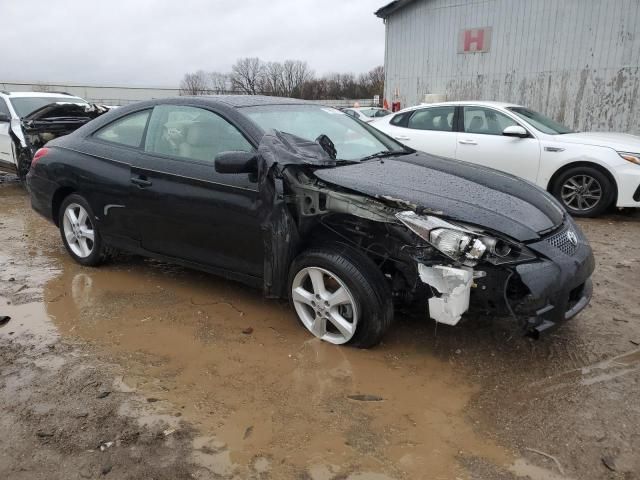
[
  {"left": 144, "top": 107, "right": 252, "bottom": 161},
  {"left": 408, "top": 108, "right": 454, "bottom": 131}
]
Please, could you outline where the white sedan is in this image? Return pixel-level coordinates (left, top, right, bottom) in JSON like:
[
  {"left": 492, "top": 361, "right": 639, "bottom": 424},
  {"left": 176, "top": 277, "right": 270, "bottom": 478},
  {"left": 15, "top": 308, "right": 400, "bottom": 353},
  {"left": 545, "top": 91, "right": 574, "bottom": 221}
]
[{"left": 371, "top": 101, "right": 640, "bottom": 217}]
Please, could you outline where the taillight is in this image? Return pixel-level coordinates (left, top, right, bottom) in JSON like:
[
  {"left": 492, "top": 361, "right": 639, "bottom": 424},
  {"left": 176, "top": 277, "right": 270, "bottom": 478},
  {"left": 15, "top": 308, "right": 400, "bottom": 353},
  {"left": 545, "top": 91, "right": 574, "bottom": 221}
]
[{"left": 31, "top": 147, "right": 50, "bottom": 169}]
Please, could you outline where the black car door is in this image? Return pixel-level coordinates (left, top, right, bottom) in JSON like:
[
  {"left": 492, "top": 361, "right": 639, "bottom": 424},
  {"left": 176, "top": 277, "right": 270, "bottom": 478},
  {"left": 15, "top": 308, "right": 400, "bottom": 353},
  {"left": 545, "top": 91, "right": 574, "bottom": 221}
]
[
  {"left": 79, "top": 108, "right": 152, "bottom": 248},
  {"left": 128, "top": 104, "right": 264, "bottom": 278}
]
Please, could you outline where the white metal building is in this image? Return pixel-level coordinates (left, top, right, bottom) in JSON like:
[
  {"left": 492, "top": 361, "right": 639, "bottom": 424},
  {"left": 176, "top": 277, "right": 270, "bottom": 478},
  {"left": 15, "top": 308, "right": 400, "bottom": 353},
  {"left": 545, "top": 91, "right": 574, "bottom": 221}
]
[
  {"left": 376, "top": 0, "right": 640, "bottom": 134},
  {"left": 0, "top": 81, "right": 180, "bottom": 105}
]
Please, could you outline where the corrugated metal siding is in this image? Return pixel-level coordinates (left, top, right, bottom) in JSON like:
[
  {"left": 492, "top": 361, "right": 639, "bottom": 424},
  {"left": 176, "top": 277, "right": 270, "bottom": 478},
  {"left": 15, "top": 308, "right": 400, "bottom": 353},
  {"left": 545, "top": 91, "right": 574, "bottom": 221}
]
[{"left": 383, "top": 0, "right": 640, "bottom": 134}]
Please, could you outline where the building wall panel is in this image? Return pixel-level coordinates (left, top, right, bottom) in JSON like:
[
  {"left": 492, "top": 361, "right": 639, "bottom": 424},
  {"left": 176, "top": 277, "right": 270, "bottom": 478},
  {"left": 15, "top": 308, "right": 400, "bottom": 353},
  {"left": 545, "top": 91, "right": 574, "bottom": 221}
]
[{"left": 383, "top": 0, "right": 640, "bottom": 134}]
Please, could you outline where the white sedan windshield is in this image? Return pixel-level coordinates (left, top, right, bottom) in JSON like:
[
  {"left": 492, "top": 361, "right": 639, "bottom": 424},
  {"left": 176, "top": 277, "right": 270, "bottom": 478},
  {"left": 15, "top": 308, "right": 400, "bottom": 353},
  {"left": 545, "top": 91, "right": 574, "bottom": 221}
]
[{"left": 508, "top": 107, "right": 573, "bottom": 135}]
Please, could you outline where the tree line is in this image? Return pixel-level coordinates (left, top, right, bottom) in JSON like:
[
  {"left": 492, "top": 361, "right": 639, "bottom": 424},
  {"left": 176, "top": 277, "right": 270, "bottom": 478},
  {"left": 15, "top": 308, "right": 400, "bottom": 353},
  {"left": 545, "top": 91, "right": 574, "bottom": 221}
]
[{"left": 179, "top": 57, "right": 384, "bottom": 101}]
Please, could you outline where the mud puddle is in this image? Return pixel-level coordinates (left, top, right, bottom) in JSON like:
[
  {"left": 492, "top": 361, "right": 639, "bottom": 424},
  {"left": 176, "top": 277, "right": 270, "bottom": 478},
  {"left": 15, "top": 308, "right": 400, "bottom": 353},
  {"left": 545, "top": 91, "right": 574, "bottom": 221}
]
[
  {"left": 2, "top": 184, "right": 640, "bottom": 479},
  {"left": 41, "top": 258, "right": 511, "bottom": 479},
  {"left": 0, "top": 185, "right": 513, "bottom": 478}
]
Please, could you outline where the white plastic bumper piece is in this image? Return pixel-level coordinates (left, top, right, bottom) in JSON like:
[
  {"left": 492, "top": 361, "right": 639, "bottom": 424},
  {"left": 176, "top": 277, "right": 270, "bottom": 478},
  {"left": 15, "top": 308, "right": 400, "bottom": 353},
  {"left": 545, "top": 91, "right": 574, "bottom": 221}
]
[{"left": 418, "top": 264, "right": 473, "bottom": 326}]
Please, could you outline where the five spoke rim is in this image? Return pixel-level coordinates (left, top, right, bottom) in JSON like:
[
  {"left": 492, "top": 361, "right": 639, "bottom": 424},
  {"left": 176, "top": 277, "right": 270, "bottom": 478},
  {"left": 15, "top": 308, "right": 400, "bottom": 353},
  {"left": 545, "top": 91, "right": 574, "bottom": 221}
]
[
  {"left": 62, "top": 203, "right": 95, "bottom": 258},
  {"left": 561, "top": 175, "right": 602, "bottom": 211},
  {"left": 291, "top": 267, "right": 358, "bottom": 344}
]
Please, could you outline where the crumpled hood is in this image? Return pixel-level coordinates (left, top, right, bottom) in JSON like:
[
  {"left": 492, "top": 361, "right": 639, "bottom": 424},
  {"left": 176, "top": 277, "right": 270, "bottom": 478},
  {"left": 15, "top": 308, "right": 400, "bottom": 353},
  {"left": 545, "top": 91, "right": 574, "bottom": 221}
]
[
  {"left": 23, "top": 102, "right": 108, "bottom": 121},
  {"left": 555, "top": 132, "right": 640, "bottom": 152},
  {"left": 313, "top": 152, "right": 565, "bottom": 242}
]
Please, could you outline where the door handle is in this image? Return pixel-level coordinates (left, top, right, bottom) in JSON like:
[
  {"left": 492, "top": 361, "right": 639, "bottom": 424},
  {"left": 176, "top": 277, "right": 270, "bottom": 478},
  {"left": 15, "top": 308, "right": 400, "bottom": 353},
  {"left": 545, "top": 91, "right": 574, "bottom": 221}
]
[
  {"left": 131, "top": 176, "right": 152, "bottom": 187},
  {"left": 394, "top": 135, "right": 410, "bottom": 141},
  {"left": 458, "top": 139, "right": 477, "bottom": 145}
]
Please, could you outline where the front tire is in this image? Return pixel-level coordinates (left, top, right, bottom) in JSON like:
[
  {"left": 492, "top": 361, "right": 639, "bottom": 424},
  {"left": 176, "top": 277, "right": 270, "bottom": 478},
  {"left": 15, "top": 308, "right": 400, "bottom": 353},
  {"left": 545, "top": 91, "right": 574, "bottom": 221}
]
[
  {"left": 58, "top": 194, "right": 108, "bottom": 266},
  {"left": 288, "top": 245, "right": 393, "bottom": 348},
  {"left": 552, "top": 166, "right": 614, "bottom": 217}
]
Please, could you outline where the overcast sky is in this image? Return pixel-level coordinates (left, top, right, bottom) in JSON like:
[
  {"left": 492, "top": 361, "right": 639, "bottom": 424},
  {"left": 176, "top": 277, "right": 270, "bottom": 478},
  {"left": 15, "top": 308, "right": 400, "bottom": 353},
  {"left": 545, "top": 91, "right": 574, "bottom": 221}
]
[{"left": 1, "top": 0, "right": 386, "bottom": 87}]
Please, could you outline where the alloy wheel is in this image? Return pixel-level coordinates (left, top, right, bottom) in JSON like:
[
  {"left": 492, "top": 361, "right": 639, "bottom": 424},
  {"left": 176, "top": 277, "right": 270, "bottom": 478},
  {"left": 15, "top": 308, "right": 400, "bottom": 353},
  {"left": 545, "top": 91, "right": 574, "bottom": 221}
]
[
  {"left": 561, "top": 174, "right": 602, "bottom": 211},
  {"left": 62, "top": 203, "right": 95, "bottom": 258},
  {"left": 291, "top": 266, "right": 358, "bottom": 344}
]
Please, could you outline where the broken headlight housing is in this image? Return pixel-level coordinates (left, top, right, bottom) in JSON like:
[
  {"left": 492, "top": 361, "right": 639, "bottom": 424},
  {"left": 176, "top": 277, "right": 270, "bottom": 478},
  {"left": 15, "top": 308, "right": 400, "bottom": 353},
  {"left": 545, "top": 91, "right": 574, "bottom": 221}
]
[{"left": 396, "top": 211, "right": 536, "bottom": 266}]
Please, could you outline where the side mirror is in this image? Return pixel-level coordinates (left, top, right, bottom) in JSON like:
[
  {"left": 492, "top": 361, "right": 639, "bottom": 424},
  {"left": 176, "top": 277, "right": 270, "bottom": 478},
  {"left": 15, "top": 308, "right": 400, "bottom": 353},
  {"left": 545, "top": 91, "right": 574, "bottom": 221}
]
[
  {"left": 0, "top": 113, "right": 10, "bottom": 123},
  {"left": 502, "top": 125, "right": 528, "bottom": 138},
  {"left": 214, "top": 151, "right": 258, "bottom": 174}
]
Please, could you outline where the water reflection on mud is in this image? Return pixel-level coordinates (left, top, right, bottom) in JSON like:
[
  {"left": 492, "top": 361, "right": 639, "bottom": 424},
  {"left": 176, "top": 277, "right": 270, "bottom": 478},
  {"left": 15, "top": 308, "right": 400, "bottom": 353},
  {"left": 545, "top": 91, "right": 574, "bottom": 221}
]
[{"left": 43, "top": 258, "right": 508, "bottom": 478}]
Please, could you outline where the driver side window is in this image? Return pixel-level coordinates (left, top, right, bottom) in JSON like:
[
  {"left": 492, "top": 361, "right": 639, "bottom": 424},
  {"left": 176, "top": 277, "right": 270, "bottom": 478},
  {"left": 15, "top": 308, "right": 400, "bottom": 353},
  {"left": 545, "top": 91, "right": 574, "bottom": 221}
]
[{"left": 144, "top": 105, "right": 253, "bottom": 163}]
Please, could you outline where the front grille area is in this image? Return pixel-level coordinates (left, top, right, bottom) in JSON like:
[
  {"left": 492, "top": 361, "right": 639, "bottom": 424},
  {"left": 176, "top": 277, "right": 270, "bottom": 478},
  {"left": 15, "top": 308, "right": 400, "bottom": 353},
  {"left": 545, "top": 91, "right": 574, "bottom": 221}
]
[{"left": 546, "top": 226, "right": 578, "bottom": 256}]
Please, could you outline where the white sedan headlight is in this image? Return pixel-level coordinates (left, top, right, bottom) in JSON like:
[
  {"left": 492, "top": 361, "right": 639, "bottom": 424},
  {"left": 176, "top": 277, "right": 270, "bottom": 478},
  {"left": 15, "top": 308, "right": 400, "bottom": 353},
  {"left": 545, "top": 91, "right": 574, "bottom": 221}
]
[
  {"left": 396, "top": 211, "right": 534, "bottom": 266},
  {"left": 618, "top": 152, "right": 640, "bottom": 165}
]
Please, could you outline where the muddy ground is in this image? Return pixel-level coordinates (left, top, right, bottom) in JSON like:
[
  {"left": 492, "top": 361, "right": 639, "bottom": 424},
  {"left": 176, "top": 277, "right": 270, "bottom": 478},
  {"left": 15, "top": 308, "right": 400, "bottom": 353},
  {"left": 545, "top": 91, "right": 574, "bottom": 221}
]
[{"left": 0, "top": 176, "right": 638, "bottom": 480}]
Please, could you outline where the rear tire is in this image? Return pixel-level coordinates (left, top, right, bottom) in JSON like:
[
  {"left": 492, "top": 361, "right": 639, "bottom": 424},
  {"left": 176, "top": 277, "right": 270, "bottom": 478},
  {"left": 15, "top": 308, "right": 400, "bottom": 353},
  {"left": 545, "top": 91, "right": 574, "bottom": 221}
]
[
  {"left": 58, "top": 194, "right": 109, "bottom": 267},
  {"left": 288, "top": 244, "right": 393, "bottom": 348},
  {"left": 551, "top": 166, "right": 614, "bottom": 217}
]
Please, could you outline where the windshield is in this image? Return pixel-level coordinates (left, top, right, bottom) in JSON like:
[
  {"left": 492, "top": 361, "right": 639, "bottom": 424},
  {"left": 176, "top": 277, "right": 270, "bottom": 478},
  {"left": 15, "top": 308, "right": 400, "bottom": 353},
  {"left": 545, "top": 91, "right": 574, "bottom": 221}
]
[
  {"left": 9, "top": 96, "right": 87, "bottom": 118},
  {"left": 508, "top": 107, "right": 573, "bottom": 135},
  {"left": 242, "top": 104, "right": 405, "bottom": 161}
]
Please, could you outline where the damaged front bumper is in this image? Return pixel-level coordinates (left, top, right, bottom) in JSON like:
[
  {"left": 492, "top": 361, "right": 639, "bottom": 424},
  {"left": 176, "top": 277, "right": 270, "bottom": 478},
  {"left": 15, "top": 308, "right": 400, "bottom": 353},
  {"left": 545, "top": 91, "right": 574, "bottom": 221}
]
[
  {"left": 510, "top": 226, "right": 595, "bottom": 336},
  {"left": 418, "top": 218, "right": 595, "bottom": 336}
]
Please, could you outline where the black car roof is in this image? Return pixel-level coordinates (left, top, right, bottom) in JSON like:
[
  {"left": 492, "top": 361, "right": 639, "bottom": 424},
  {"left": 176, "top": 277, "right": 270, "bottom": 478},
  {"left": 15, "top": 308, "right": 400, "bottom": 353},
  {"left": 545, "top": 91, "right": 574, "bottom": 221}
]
[{"left": 178, "top": 95, "right": 313, "bottom": 108}]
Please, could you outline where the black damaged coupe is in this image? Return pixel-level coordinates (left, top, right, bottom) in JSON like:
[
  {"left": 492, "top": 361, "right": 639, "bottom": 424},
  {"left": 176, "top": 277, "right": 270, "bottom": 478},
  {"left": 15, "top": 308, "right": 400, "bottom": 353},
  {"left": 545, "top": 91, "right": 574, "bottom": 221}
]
[{"left": 27, "top": 96, "right": 594, "bottom": 347}]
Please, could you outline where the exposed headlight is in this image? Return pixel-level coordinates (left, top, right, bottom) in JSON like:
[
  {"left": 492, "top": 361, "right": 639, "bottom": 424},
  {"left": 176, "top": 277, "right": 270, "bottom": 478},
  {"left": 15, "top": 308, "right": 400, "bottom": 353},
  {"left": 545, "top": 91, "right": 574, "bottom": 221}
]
[
  {"left": 618, "top": 152, "right": 640, "bottom": 165},
  {"left": 396, "top": 211, "right": 535, "bottom": 266},
  {"left": 429, "top": 228, "right": 486, "bottom": 262}
]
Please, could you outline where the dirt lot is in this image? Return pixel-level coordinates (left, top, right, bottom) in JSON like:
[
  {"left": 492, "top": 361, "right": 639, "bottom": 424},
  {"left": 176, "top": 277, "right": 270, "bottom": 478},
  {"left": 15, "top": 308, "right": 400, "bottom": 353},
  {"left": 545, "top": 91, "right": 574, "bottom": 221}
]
[{"left": 1, "top": 176, "right": 639, "bottom": 480}]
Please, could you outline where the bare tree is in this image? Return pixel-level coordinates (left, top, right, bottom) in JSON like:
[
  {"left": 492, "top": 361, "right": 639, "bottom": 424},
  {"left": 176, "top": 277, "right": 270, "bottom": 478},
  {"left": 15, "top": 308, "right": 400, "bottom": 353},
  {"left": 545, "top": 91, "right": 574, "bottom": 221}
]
[
  {"left": 179, "top": 70, "right": 209, "bottom": 95},
  {"left": 281, "top": 60, "right": 313, "bottom": 97},
  {"left": 209, "top": 72, "right": 230, "bottom": 94},
  {"left": 231, "top": 57, "right": 265, "bottom": 95},
  {"left": 179, "top": 58, "right": 379, "bottom": 101},
  {"left": 367, "top": 65, "right": 384, "bottom": 99},
  {"left": 263, "top": 62, "right": 284, "bottom": 96}
]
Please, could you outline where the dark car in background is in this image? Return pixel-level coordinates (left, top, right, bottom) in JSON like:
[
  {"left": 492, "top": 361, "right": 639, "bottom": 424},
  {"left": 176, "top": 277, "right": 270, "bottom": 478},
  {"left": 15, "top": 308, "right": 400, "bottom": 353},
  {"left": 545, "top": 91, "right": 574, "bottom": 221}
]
[{"left": 27, "top": 96, "right": 594, "bottom": 347}]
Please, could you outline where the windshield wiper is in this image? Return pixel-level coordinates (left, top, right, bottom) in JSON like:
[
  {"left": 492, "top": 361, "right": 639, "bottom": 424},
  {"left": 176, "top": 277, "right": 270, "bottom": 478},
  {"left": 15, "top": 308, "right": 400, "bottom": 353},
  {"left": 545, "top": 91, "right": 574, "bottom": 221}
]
[{"left": 359, "top": 150, "right": 409, "bottom": 162}]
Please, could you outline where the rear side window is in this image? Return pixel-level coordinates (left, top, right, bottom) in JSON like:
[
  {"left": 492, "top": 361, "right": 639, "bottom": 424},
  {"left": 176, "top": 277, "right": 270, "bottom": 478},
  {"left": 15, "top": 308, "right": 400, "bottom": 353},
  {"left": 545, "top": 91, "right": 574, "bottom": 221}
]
[
  {"left": 390, "top": 112, "right": 410, "bottom": 126},
  {"left": 407, "top": 107, "right": 455, "bottom": 131},
  {"left": 94, "top": 110, "right": 150, "bottom": 147},
  {"left": 144, "top": 105, "right": 253, "bottom": 162}
]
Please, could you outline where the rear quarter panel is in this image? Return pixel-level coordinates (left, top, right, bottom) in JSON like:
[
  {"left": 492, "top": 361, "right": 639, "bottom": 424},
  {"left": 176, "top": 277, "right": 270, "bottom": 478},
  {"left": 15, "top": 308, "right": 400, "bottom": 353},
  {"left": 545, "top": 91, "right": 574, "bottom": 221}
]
[{"left": 33, "top": 139, "right": 133, "bottom": 240}]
